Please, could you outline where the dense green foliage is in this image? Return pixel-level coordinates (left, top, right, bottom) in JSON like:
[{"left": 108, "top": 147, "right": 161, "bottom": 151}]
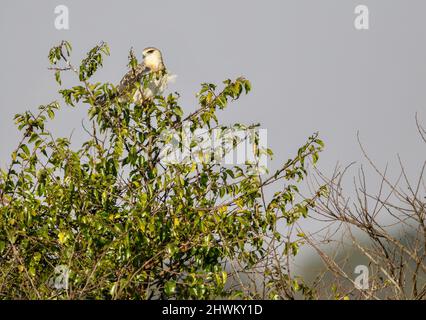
[{"left": 0, "top": 41, "right": 323, "bottom": 299}]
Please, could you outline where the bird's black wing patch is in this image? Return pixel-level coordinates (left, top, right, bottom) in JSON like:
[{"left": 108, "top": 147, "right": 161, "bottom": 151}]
[
  {"left": 117, "top": 63, "right": 151, "bottom": 96},
  {"left": 95, "top": 63, "right": 151, "bottom": 107}
]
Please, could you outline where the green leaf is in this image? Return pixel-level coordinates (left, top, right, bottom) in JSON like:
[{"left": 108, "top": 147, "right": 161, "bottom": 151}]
[
  {"left": 164, "top": 280, "right": 176, "bottom": 296},
  {"left": 21, "top": 144, "right": 30, "bottom": 156},
  {"left": 55, "top": 71, "right": 62, "bottom": 85}
]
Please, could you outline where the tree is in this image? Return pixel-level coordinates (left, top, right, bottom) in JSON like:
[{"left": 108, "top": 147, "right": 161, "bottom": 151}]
[
  {"left": 0, "top": 41, "right": 323, "bottom": 299},
  {"left": 303, "top": 118, "right": 426, "bottom": 300}
]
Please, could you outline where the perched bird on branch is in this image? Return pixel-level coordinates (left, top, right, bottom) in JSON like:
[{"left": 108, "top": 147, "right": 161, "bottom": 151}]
[{"left": 97, "top": 47, "right": 176, "bottom": 106}]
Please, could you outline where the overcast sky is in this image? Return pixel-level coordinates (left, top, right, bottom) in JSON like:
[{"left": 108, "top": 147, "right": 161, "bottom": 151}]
[{"left": 1, "top": 1, "right": 426, "bottom": 237}]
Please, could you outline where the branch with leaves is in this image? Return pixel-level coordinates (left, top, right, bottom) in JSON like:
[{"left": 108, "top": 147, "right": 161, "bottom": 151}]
[{"left": 0, "top": 41, "right": 324, "bottom": 299}]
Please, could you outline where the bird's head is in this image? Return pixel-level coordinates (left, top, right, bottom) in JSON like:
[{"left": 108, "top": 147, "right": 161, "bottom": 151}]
[{"left": 142, "top": 47, "right": 164, "bottom": 71}]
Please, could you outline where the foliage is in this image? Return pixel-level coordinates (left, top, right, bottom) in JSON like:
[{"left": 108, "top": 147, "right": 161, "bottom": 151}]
[{"left": 0, "top": 41, "right": 323, "bottom": 299}]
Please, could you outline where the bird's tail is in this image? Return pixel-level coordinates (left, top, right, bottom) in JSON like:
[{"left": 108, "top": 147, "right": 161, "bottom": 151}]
[{"left": 166, "top": 73, "right": 177, "bottom": 84}]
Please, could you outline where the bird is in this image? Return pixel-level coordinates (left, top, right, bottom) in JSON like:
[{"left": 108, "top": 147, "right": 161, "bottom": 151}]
[{"left": 97, "top": 47, "right": 176, "bottom": 106}]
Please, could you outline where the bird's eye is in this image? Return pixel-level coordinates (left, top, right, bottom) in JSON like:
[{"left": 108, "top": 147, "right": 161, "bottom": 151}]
[{"left": 147, "top": 49, "right": 154, "bottom": 54}]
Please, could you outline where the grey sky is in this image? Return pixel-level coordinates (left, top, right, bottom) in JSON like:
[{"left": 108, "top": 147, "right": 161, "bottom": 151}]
[{"left": 1, "top": 0, "right": 426, "bottom": 205}]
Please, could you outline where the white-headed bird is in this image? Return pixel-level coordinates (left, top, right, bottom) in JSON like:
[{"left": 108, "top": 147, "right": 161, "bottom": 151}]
[{"left": 98, "top": 47, "right": 176, "bottom": 106}]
